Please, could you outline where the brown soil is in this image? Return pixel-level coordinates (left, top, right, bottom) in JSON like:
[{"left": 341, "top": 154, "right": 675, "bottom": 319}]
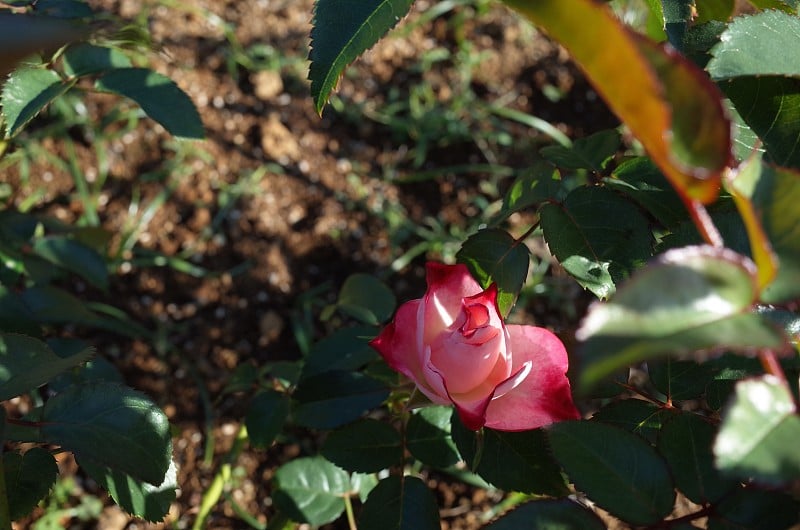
[{"left": 6, "top": 0, "right": 617, "bottom": 528}]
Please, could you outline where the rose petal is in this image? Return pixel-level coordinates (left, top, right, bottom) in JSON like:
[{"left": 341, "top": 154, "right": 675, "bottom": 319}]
[
  {"left": 369, "top": 299, "right": 425, "bottom": 382},
  {"left": 445, "top": 358, "right": 532, "bottom": 430},
  {"left": 424, "top": 262, "right": 483, "bottom": 342},
  {"left": 483, "top": 325, "right": 580, "bottom": 431}
]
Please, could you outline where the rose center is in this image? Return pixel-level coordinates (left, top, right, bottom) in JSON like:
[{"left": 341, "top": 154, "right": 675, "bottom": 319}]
[{"left": 428, "top": 299, "right": 507, "bottom": 394}]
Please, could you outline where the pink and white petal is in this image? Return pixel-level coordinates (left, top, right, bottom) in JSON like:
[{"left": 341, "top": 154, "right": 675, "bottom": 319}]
[
  {"left": 369, "top": 299, "right": 426, "bottom": 383},
  {"left": 423, "top": 263, "right": 483, "bottom": 339},
  {"left": 443, "top": 380, "right": 494, "bottom": 430},
  {"left": 483, "top": 325, "right": 579, "bottom": 431}
]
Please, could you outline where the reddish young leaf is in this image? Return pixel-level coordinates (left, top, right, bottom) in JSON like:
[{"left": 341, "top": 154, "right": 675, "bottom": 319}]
[{"left": 502, "top": 0, "right": 732, "bottom": 204}]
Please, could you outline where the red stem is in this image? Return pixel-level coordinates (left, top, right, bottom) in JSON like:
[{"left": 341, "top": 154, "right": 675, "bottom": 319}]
[{"left": 685, "top": 199, "right": 723, "bottom": 248}]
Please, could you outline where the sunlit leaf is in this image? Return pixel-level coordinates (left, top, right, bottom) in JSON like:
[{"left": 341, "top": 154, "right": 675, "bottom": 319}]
[
  {"left": 725, "top": 160, "right": 800, "bottom": 303},
  {"left": 576, "top": 246, "right": 789, "bottom": 392},
  {"left": 722, "top": 77, "right": 800, "bottom": 168},
  {"left": 494, "top": 163, "right": 562, "bottom": 224},
  {"left": 548, "top": 420, "right": 675, "bottom": 525},
  {"left": 714, "top": 375, "right": 800, "bottom": 485},
  {"left": 358, "top": 475, "right": 440, "bottom": 530},
  {"left": 309, "top": 0, "right": 415, "bottom": 114},
  {"left": 695, "top": 0, "right": 735, "bottom": 24},
  {"left": 457, "top": 228, "right": 530, "bottom": 316},
  {"left": 540, "top": 186, "right": 653, "bottom": 299},
  {"left": 708, "top": 11, "right": 800, "bottom": 167},
  {"left": 80, "top": 458, "right": 177, "bottom": 522},
  {"left": 2, "top": 67, "right": 72, "bottom": 137},
  {"left": 707, "top": 11, "right": 800, "bottom": 79},
  {"left": 272, "top": 456, "right": 350, "bottom": 526},
  {"left": 503, "top": 0, "right": 731, "bottom": 203}
]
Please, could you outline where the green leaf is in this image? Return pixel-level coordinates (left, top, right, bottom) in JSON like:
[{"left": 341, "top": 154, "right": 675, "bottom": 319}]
[
  {"left": 709, "top": 487, "right": 800, "bottom": 530},
  {"left": 648, "top": 359, "right": 714, "bottom": 401},
  {"left": 539, "top": 129, "right": 620, "bottom": 172},
  {"left": 62, "top": 43, "right": 132, "bottom": 77},
  {"left": 244, "top": 390, "right": 289, "bottom": 449},
  {"left": 321, "top": 419, "right": 402, "bottom": 473},
  {"left": 19, "top": 285, "right": 147, "bottom": 337},
  {"left": 451, "top": 417, "right": 568, "bottom": 496},
  {"left": 591, "top": 399, "right": 677, "bottom": 444},
  {"left": 456, "top": 228, "right": 530, "bottom": 316},
  {"left": 293, "top": 371, "right": 389, "bottom": 429},
  {"left": 484, "top": 499, "right": 606, "bottom": 530},
  {"left": 4, "top": 448, "right": 58, "bottom": 520},
  {"left": 2, "top": 67, "right": 72, "bottom": 137},
  {"left": 657, "top": 413, "right": 737, "bottom": 504},
  {"left": 358, "top": 475, "right": 440, "bottom": 530},
  {"left": 272, "top": 456, "right": 350, "bottom": 526},
  {"left": 695, "top": 0, "right": 735, "bottom": 23},
  {"left": 79, "top": 458, "right": 177, "bottom": 522},
  {"left": 48, "top": 355, "right": 123, "bottom": 393},
  {"left": 540, "top": 186, "right": 653, "bottom": 299},
  {"left": 605, "top": 157, "right": 686, "bottom": 229},
  {"left": 576, "top": 246, "right": 788, "bottom": 392},
  {"left": 95, "top": 67, "right": 203, "bottom": 139},
  {"left": 661, "top": 0, "right": 694, "bottom": 49},
  {"left": 657, "top": 210, "right": 752, "bottom": 258},
  {"left": 406, "top": 406, "right": 460, "bottom": 469},
  {"left": 0, "top": 333, "right": 93, "bottom": 401},
  {"left": 336, "top": 274, "right": 396, "bottom": 325},
  {"left": 745, "top": 0, "right": 796, "bottom": 11},
  {"left": 707, "top": 11, "right": 800, "bottom": 167},
  {"left": 548, "top": 420, "right": 675, "bottom": 525},
  {"left": 726, "top": 161, "right": 800, "bottom": 303},
  {"left": 722, "top": 77, "right": 800, "bottom": 167},
  {"left": 302, "top": 326, "right": 378, "bottom": 379},
  {"left": 32, "top": 236, "right": 108, "bottom": 290},
  {"left": 0, "top": 285, "right": 39, "bottom": 336},
  {"left": 308, "top": 0, "right": 415, "bottom": 114},
  {"left": 41, "top": 382, "right": 172, "bottom": 486},
  {"left": 15, "top": 0, "right": 94, "bottom": 18},
  {"left": 708, "top": 11, "right": 800, "bottom": 79},
  {"left": 494, "top": 163, "right": 563, "bottom": 223},
  {"left": 714, "top": 375, "right": 800, "bottom": 485}
]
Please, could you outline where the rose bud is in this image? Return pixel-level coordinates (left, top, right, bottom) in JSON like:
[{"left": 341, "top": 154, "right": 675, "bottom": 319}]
[{"left": 370, "top": 262, "right": 579, "bottom": 431}]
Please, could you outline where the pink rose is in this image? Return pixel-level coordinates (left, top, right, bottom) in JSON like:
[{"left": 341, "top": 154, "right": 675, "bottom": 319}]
[{"left": 370, "top": 262, "right": 579, "bottom": 431}]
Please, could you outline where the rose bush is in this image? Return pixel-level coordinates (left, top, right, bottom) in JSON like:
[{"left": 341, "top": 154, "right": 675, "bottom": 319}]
[{"left": 370, "top": 262, "right": 579, "bottom": 431}]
